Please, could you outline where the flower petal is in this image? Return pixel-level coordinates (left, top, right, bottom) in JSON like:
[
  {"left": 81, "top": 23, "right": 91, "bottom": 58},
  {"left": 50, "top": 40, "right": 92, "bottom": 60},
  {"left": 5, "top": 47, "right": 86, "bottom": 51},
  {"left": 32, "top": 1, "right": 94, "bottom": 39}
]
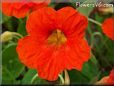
[
  {"left": 2, "top": 3, "right": 13, "bottom": 16},
  {"left": 13, "top": 4, "right": 30, "bottom": 18},
  {"left": 102, "top": 18, "right": 114, "bottom": 40},
  {"left": 107, "top": 69, "right": 114, "bottom": 84},
  {"left": 17, "top": 36, "right": 64, "bottom": 80},
  {"left": 65, "top": 38, "right": 90, "bottom": 70},
  {"left": 36, "top": 39, "right": 90, "bottom": 81},
  {"left": 57, "top": 7, "right": 88, "bottom": 38},
  {"left": 16, "top": 36, "right": 44, "bottom": 68},
  {"left": 2, "top": 3, "right": 30, "bottom": 18},
  {"left": 26, "top": 7, "right": 56, "bottom": 37},
  {"left": 2, "top": 0, "right": 50, "bottom": 18}
]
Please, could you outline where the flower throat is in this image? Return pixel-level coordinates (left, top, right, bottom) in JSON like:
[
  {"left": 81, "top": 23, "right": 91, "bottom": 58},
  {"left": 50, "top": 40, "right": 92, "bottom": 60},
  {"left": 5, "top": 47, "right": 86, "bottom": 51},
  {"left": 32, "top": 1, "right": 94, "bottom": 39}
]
[{"left": 47, "top": 29, "right": 67, "bottom": 46}]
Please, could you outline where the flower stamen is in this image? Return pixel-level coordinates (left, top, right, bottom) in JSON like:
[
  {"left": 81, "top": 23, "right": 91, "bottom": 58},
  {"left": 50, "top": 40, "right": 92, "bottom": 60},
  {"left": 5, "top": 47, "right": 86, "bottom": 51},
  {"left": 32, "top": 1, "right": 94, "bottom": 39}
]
[{"left": 47, "top": 29, "right": 67, "bottom": 46}]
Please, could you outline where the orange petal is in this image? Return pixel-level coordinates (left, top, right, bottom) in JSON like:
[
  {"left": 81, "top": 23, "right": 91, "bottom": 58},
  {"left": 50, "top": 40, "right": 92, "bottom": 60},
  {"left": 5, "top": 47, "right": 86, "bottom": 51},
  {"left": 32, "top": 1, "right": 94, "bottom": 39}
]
[
  {"left": 16, "top": 36, "right": 43, "bottom": 68},
  {"left": 2, "top": 0, "right": 51, "bottom": 18},
  {"left": 57, "top": 7, "right": 88, "bottom": 38},
  {"left": 64, "top": 38, "right": 90, "bottom": 70},
  {"left": 96, "top": 76, "right": 109, "bottom": 84},
  {"left": 107, "top": 69, "right": 114, "bottom": 84},
  {"left": 102, "top": 18, "right": 114, "bottom": 40},
  {"left": 26, "top": 7, "right": 56, "bottom": 37},
  {"left": 2, "top": 3, "right": 13, "bottom": 16},
  {"left": 2, "top": 3, "right": 30, "bottom": 18}
]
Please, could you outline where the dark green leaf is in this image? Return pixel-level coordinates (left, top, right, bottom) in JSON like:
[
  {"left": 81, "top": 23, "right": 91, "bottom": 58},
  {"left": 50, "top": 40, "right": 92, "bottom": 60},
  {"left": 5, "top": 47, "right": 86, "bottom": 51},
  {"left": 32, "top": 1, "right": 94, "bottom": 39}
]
[
  {"left": 69, "top": 70, "right": 89, "bottom": 84},
  {"left": 82, "top": 56, "right": 99, "bottom": 81},
  {"left": 2, "top": 43, "right": 24, "bottom": 79},
  {"left": 17, "top": 19, "right": 27, "bottom": 36}
]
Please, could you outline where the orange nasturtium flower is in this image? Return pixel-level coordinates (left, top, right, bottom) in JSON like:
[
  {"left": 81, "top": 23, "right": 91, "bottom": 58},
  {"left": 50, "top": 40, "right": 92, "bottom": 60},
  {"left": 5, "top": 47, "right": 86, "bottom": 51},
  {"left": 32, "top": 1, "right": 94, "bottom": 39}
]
[
  {"left": 2, "top": 0, "right": 50, "bottom": 18},
  {"left": 102, "top": 18, "right": 114, "bottom": 40},
  {"left": 96, "top": 69, "right": 114, "bottom": 84},
  {"left": 16, "top": 7, "right": 90, "bottom": 81}
]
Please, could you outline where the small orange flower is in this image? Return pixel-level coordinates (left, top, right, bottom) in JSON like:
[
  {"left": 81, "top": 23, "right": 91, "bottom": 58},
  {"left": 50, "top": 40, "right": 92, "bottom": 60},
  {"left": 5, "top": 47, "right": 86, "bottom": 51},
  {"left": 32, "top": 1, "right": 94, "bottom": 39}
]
[
  {"left": 2, "top": 0, "right": 50, "bottom": 18},
  {"left": 96, "top": 69, "right": 114, "bottom": 84},
  {"left": 16, "top": 7, "right": 90, "bottom": 81},
  {"left": 102, "top": 18, "right": 114, "bottom": 40}
]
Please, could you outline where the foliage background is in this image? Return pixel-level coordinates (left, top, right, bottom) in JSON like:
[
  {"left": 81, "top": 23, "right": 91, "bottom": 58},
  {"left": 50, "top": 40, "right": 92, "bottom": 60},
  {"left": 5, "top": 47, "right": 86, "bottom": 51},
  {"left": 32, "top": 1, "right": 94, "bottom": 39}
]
[{"left": 1, "top": 0, "right": 114, "bottom": 85}]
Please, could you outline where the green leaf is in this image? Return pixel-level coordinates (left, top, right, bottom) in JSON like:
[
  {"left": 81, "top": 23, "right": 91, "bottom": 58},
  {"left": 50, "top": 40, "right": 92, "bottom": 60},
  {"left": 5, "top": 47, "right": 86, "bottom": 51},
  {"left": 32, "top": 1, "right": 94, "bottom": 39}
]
[
  {"left": 22, "top": 69, "right": 37, "bottom": 84},
  {"left": 69, "top": 56, "right": 99, "bottom": 84},
  {"left": 17, "top": 19, "right": 27, "bottom": 36},
  {"left": 2, "top": 66, "right": 22, "bottom": 84},
  {"left": 2, "top": 67, "right": 21, "bottom": 85},
  {"left": 22, "top": 69, "right": 48, "bottom": 85},
  {"left": 100, "top": 39, "right": 114, "bottom": 67},
  {"left": 81, "top": 56, "right": 100, "bottom": 82},
  {"left": 2, "top": 66, "right": 14, "bottom": 81},
  {"left": 2, "top": 43, "right": 24, "bottom": 79},
  {"left": 69, "top": 69, "right": 89, "bottom": 84}
]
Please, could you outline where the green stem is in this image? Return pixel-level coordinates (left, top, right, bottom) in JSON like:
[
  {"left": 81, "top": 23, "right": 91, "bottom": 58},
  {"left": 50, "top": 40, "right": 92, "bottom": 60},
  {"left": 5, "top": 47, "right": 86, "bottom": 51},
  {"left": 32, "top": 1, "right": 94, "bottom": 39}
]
[
  {"left": 90, "top": 32, "right": 102, "bottom": 48},
  {"left": 64, "top": 70, "right": 70, "bottom": 85},
  {"left": 31, "top": 74, "right": 38, "bottom": 84},
  {"left": 12, "top": 32, "right": 23, "bottom": 38},
  {"left": 58, "top": 74, "right": 64, "bottom": 84},
  {"left": 91, "top": 32, "right": 110, "bottom": 51},
  {"left": 88, "top": 18, "right": 102, "bottom": 27}
]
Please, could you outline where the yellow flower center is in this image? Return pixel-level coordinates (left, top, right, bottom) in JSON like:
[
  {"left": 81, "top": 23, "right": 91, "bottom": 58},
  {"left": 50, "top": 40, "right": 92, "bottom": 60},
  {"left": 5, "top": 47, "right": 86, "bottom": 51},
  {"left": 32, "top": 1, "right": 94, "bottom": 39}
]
[{"left": 47, "top": 29, "right": 67, "bottom": 46}]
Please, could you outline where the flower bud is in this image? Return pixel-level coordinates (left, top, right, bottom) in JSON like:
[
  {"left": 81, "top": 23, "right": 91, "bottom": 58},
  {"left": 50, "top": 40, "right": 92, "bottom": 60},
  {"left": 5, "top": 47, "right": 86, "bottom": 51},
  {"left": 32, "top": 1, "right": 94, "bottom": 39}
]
[
  {"left": 0, "top": 31, "right": 13, "bottom": 43},
  {"left": 98, "top": 7, "right": 113, "bottom": 15}
]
